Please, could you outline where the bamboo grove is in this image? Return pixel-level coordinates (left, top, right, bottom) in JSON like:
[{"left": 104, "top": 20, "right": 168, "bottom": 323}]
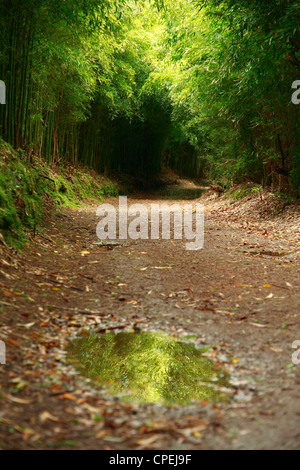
[{"left": 0, "top": 0, "right": 299, "bottom": 192}]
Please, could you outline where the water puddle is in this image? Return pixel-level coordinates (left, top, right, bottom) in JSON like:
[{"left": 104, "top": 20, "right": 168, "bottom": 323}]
[
  {"left": 243, "top": 250, "right": 289, "bottom": 257},
  {"left": 67, "top": 331, "right": 230, "bottom": 406}
]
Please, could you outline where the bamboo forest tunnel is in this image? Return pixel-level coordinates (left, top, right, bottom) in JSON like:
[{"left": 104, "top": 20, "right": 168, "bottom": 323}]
[
  {"left": 0, "top": 0, "right": 299, "bottom": 188},
  {"left": 1, "top": 0, "right": 300, "bottom": 453},
  {"left": 78, "top": 97, "right": 174, "bottom": 177}
]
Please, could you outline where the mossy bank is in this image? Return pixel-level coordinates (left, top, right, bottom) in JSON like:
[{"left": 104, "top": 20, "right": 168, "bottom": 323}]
[{"left": 0, "top": 139, "right": 121, "bottom": 248}]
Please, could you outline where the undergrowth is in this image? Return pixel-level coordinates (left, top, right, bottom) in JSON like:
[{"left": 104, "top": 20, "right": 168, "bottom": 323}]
[{"left": 0, "top": 139, "right": 120, "bottom": 248}]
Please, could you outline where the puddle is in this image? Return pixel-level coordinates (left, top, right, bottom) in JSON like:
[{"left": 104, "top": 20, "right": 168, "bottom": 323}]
[
  {"left": 243, "top": 250, "right": 289, "bottom": 257},
  {"left": 93, "top": 241, "right": 127, "bottom": 250},
  {"left": 67, "top": 331, "right": 230, "bottom": 406}
]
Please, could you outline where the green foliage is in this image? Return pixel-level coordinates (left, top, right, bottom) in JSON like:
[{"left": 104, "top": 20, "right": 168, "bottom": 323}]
[
  {"left": 0, "top": 140, "right": 45, "bottom": 246},
  {"left": 67, "top": 331, "right": 229, "bottom": 405},
  {"left": 0, "top": 139, "right": 119, "bottom": 247},
  {"left": 0, "top": 0, "right": 299, "bottom": 193}
]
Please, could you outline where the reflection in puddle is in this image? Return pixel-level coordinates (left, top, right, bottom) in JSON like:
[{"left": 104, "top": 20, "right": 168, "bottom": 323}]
[{"left": 67, "top": 331, "right": 230, "bottom": 405}]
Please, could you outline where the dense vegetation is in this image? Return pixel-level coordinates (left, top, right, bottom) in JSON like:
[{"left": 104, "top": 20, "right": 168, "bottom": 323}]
[
  {"left": 0, "top": 139, "right": 120, "bottom": 245},
  {"left": 0, "top": 0, "right": 299, "bottom": 192}
]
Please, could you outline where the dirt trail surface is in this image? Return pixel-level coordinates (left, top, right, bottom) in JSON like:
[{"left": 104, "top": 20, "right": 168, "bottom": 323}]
[{"left": 0, "top": 186, "right": 300, "bottom": 450}]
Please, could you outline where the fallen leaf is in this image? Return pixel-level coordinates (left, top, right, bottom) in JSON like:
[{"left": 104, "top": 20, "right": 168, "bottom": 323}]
[
  {"left": 39, "top": 411, "right": 60, "bottom": 423},
  {"left": 4, "top": 393, "right": 32, "bottom": 404},
  {"left": 249, "top": 322, "right": 267, "bottom": 328},
  {"left": 59, "top": 393, "right": 77, "bottom": 401}
]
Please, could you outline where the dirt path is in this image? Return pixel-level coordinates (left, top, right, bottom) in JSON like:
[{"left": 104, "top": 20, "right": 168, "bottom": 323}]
[{"left": 0, "top": 189, "right": 300, "bottom": 450}]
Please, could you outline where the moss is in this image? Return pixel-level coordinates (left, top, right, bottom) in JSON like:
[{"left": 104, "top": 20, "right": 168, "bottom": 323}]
[
  {"left": 225, "top": 184, "right": 261, "bottom": 201},
  {"left": 232, "top": 188, "right": 252, "bottom": 200},
  {"left": 0, "top": 139, "right": 121, "bottom": 248}
]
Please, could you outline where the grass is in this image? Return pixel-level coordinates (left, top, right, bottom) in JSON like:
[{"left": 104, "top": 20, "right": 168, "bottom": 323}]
[
  {"left": 225, "top": 183, "right": 299, "bottom": 204},
  {"left": 0, "top": 139, "right": 121, "bottom": 248},
  {"left": 225, "top": 185, "right": 262, "bottom": 201}
]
